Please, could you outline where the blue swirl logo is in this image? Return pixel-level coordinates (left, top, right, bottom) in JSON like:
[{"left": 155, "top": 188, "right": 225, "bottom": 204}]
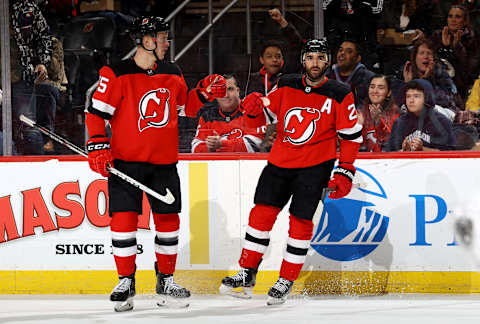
[{"left": 311, "top": 168, "right": 389, "bottom": 261}]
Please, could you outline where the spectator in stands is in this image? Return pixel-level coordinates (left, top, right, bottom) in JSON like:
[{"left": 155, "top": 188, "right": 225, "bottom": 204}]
[
  {"left": 5, "top": 0, "right": 60, "bottom": 155},
  {"left": 179, "top": 74, "right": 228, "bottom": 152},
  {"left": 267, "top": 8, "right": 304, "bottom": 73},
  {"left": 430, "top": 4, "right": 480, "bottom": 100},
  {"left": 436, "top": 0, "right": 480, "bottom": 34},
  {"left": 393, "top": 39, "right": 463, "bottom": 115},
  {"left": 323, "top": 0, "right": 383, "bottom": 70},
  {"left": 387, "top": 79, "right": 456, "bottom": 151},
  {"left": 191, "top": 75, "right": 264, "bottom": 153},
  {"left": 245, "top": 40, "right": 286, "bottom": 96},
  {"left": 359, "top": 75, "right": 400, "bottom": 152},
  {"left": 377, "top": 0, "right": 434, "bottom": 74},
  {"left": 326, "top": 40, "right": 375, "bottom": 110}
]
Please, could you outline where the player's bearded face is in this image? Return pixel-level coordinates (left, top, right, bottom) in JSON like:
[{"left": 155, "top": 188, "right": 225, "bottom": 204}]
[{"left": 304, "top": 52, "right": 329, "bottom": 82}]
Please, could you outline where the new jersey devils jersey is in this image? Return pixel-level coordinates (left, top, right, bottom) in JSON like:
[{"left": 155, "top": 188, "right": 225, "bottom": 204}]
[
  {"left": 260, "top": 75, "right": 362, "bottom": 168},
  {"left": 191, "top": 102, "right": 263, "bottom": 153},
  {"left": 88, "top": 59, "right": 187, "bottom": 164}
]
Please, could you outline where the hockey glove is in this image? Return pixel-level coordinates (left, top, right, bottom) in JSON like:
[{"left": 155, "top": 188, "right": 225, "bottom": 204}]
[
  {"left": 327, "top": 163, "right": 355, "bottom": 199},
  {"left": 241, "top": 92, "right": 265, "bottom": 117},
  {"left": 197, "top": 74, "right": 227, "bottom": 101},
  {"left": 86, "top": 136, "right": 113, "bottom": 177}
]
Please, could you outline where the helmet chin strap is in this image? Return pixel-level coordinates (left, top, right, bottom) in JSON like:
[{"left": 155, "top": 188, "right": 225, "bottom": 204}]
[{"left": 140, "top": 37, "right": 161, "bottom": 62}]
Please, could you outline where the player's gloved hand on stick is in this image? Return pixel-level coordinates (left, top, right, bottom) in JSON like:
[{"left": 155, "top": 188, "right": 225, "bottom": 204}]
[
  {"left": 86, "top": 136, "right": 113, "bottom": 177},
  {"left": 327, "top": 162, "right": 355, "bottom": 199},
  {"left": 242, "top": 92, "right": 265, "bottom": 117},
  {"left": 197, "top": 74, "right": 227, "bottom": 101}
]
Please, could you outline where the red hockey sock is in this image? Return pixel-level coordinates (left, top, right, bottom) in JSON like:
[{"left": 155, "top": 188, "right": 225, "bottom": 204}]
[
  {"left": 110, "top": 212, "right": 138, "bottom": 277},
  {"left": 239, "top": 204, "right": 280, "bottom": 269},
  {"left": 280, "top": 215, "right": 314, "bottom": 281},
  {"left": 153, "top": 213, "right": 180, "bottom": 275}
]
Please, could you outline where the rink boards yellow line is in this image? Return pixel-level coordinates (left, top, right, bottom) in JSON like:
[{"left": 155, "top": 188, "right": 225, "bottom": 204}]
[
  {"left": 2, "top": 270, "right": 480, "bottom": 294},
  {"left": 188, "top": 163, "right": 209, "bottom": 264}
]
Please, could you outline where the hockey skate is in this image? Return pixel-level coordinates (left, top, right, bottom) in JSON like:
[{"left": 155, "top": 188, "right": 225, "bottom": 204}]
[
  {"left": 110, "top": 276, "right": 136, "bottom": 312},
  {"left": 219, "top": 268, "right": 257, "bottom": 299},
  {"left": 155, "top": 262, "right": 190, "bottom": 308},
  {"left": 266, "top": 277, "right": 293, "bottom": 306}
]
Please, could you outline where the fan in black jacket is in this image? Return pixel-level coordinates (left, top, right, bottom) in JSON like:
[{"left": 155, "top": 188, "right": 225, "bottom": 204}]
[{"left": 387, "top": 79, "right": 456, "bottom": 151}]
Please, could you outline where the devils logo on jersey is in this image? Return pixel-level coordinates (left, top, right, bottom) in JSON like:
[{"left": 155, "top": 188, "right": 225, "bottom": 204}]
[
  {"left": 223, "top": 128, "right": 243, "bottom": 139},
  {"left": 283, "top": 107, "right": 320, "bottom": 145},
  {"left": 138, "top": 88, "right": 171, "bottom": 132}
]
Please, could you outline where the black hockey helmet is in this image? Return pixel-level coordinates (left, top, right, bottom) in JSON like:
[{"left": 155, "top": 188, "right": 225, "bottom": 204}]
[
  {"left": 301, "top": 38, "right": 329, "bottom": 63},
  {"left": 130, "top": 16, "right": 169, "bottom": 45}
]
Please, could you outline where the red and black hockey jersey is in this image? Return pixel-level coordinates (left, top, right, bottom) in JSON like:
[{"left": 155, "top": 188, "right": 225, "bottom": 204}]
[
  {"left": 87, "top": 59, "right": 188, "bottom": 164},
  {"left": 191, "top": 102, "right": 264, "bottom": 153},
  {"left": 249, "top": 75, "right": 362, "bottom": 168}
]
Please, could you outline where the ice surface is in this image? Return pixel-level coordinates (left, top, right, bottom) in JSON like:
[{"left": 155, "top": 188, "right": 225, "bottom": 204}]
[{"left": 0, "top": 294, "right": 479, "bottom": 324}]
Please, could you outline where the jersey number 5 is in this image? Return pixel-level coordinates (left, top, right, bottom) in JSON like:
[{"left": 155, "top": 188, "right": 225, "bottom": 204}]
[{"left": 97, "top": 76, "right": 110, "bottom": 94}]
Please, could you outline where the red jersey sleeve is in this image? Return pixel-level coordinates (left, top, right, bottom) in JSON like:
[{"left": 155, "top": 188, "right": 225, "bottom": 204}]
[
  {"left": 90, "top": 66, "right": 121, "bottom": 120},
  {"left": 185, "top": 88, "right": 208, "bottom": 118},
  {"left": 335, "top": 92, "right": 363, "bottom": 163}
]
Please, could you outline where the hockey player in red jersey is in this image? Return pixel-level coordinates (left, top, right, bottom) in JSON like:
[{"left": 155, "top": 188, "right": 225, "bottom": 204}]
[
  {"left": 219, "top": 38, "right": 363, "bottom": 305},
  {"left": 85, "top": 16, "right": 190, "bottom": 312},
  {"left": 191, "top": 74, "right": 264, "bottom": 153}
]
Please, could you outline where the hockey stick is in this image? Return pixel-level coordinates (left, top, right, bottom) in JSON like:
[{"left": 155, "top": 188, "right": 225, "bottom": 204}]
[{"left": 19, "top": 114, "right": 175, "bottom": 205}]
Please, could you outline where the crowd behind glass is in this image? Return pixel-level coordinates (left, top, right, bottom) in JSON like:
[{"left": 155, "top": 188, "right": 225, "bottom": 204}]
[{"left": 2, "top": 0, "right": 480, "bottom": 155}]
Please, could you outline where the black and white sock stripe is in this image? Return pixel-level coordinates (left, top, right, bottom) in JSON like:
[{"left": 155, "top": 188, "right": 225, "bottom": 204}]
[
  {"left": 243, "top": 226, "right": 270, "bottom": 253},
  {"left": 155, "top": 230, "right": 179, "bottom": 255},
  {"left": 111, "top": 231, "right": 137, "bottom": 257},
  {"left": 284, "top": 237, "right": 310, "bottom": 264}
]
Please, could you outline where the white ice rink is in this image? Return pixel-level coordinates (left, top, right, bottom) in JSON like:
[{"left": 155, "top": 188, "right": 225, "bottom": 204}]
[{"left": 1, "top": 294, "right": 480, "bottom": 324}]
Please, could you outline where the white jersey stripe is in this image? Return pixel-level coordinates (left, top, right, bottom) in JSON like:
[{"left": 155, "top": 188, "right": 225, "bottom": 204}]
[
  {"left": 92, "top": 98, "right": 116, "bottom": 116},
  {"left": 338, "top": 123, "right": 363, "bottom": 135},
  {"left": 263, "top": 107, "right": 278, "bottom": 125},
  {"left": 243, "top": 135, "right": 262, "bottom": 152}
]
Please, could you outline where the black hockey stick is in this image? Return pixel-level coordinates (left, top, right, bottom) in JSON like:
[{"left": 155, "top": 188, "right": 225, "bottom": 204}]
[{"left": 19, "top": 114, "right": 175, "bottom": 205}]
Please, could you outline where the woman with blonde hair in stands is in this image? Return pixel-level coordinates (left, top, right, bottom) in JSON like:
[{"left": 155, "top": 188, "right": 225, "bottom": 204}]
[{"left": 359, "top": 74, "right": 400, "bottom": 152}]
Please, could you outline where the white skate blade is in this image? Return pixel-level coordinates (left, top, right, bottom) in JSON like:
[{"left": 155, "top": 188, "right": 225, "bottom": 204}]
[
  {"left": 113, "top": 298, "right": 134, "bottom": 312},
  {"left": 156, "top": 295, "right": 190, "bottom": 308},
  {"left": 266, "top": 295, "right": 287, "bottom": 306},
  {"left": 218, "top": 284, "right": 253, "bottom": 299}
]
